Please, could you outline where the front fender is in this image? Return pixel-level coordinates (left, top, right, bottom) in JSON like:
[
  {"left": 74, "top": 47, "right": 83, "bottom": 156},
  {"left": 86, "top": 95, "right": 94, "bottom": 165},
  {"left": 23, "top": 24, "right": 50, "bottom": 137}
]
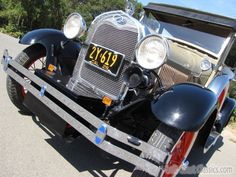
[
  {"left": 216, "top": 97, "right": 236, "bottom": 132},
  {"left": 151, "top": 83, "right": 217, "bottom": 131},
  {"left": 207, "top": 74, "right": 232, "bottom": 98},
  {"left": 20, "top": 29, "right": 80, "bottom": 74},
  {"left": 20, "top": 28, "right": 67, "bottom": 45}
]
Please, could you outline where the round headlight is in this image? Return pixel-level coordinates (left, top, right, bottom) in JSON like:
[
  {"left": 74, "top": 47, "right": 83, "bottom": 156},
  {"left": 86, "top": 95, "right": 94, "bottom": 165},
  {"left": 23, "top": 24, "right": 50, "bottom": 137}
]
[
  {"left": 63, "top": 13, "right": 86, "bottom": 39},
  {"left": 136, "top": 35, "right": 168, "bottom": 70}
]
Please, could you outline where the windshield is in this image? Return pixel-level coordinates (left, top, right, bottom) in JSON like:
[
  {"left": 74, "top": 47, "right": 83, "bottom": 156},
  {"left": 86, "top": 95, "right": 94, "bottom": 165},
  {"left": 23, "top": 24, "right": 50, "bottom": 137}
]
[{"left": 142, "top": 14, "right": 229, "bottom": 55}]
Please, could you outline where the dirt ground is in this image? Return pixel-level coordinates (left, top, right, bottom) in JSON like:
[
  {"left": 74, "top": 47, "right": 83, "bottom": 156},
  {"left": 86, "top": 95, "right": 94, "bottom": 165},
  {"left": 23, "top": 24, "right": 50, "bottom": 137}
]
[{"left": 225, "top": 124, "right": 236, "bottom": 143}]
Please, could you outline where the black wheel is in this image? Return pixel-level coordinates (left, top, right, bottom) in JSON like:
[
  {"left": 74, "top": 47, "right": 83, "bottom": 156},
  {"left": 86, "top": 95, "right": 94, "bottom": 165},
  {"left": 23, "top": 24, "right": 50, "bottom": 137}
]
[
  {"left": 131, "top": 123, "right": 196, "bottom": 177},
  {"left": 6, "top": 44, "right": 46, "bottom": 114}
]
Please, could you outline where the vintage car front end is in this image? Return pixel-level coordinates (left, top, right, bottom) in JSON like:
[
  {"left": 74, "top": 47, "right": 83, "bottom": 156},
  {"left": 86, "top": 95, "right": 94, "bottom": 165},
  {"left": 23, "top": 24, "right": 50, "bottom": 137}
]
[
  {"left": 2, "top": 2, "right": 236, "bottom": 177},
  {"left": 66, "top": 10, "right": 146, "bottom": 100}
]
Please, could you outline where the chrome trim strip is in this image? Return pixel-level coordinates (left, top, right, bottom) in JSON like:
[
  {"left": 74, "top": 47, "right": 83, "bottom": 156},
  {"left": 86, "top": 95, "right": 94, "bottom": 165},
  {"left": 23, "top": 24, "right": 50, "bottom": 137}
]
[
  {"left": 2, "top": 49, "right": 12, "bottom": 71},
  {"left": 218, "top": 35, "right": 231, "bottom": 58}
]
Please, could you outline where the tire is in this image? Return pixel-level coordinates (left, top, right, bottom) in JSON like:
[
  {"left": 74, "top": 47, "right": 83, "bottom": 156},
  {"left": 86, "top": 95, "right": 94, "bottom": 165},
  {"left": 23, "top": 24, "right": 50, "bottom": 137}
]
[
  {"left": 6, "top": 44, "right": 46, "bottom": 114},
  {"left": 131, "top": 123, "right": 183, "bottom": 177}
]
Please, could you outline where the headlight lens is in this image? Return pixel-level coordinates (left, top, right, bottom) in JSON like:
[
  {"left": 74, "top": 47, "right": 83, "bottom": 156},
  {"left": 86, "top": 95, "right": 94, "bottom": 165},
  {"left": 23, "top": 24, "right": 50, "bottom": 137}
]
[
  {"left": 63, "top": 13, "right": 86, "bottom": 39},
  {"left": 136, "top": 35, "right": 168, "bottom": 70}
]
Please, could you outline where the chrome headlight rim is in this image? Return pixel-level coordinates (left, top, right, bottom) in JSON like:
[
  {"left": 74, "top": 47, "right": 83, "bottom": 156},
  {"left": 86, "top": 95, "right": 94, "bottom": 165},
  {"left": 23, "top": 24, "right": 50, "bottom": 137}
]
[
  {"left": 63, "top": 12, "right": 87, "bottom": 40},
  {"left": 135, "top": 34, "right": 168, "bottom": 70}
]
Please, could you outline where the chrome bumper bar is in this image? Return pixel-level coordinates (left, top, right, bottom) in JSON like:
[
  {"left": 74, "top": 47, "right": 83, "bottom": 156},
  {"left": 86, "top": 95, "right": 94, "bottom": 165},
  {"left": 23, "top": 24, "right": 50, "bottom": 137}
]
[{"left": 2, "top": 51, "right": 170, "bottom": 177}]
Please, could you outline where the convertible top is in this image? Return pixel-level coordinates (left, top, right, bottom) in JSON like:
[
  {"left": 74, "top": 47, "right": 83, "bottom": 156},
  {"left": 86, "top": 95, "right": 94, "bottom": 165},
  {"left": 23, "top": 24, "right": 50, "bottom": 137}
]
[{"left": 144, "top": 3, "right": 236, "bottom": 32}]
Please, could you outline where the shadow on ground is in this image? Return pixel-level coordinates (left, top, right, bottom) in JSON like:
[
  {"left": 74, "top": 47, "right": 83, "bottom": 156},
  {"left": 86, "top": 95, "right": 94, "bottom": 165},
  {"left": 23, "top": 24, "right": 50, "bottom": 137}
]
[
  {"left": 46, "top": 136, "right": 134, "bottom": 177},
  {"left": 31, "top": 115, "right": 134, "bottom": 177},
  {"left": 30, "top": 114, "right": 224, "bottom": 177}
]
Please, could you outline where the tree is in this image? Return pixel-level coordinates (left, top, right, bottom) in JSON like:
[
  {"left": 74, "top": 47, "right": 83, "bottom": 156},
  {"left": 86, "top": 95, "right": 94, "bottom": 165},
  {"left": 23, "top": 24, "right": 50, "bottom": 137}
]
[
  {"left": 0, "top": 0, "right": 27, "bottom": 36},
  {"left": 0, "top": 0, "right": 71, "bottom": 36},
  {"left": 0, "top": 0, "right": 6, "bottom": 24},
  {"left": 74, "top": 0, "right": 143, "bottom": 26},
  {"left": 0, "top": 0, "right": 142, "bottom": 37},
  {"left": 75, "top": 0, "right": 125, "bottom": 26}
]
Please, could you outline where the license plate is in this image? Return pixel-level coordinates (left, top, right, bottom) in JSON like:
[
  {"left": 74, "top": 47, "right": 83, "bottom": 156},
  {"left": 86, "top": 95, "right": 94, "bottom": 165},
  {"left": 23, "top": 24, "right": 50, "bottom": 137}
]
[{"left": 84, "top": 43, "right": 125, "bottom": 76}]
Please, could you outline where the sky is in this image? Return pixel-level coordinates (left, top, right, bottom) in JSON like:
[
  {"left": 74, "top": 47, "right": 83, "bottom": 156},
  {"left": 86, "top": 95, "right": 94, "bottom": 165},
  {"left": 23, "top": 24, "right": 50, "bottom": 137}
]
[{"left": 138, "top": 0, "right": 236, "bottom": 19}]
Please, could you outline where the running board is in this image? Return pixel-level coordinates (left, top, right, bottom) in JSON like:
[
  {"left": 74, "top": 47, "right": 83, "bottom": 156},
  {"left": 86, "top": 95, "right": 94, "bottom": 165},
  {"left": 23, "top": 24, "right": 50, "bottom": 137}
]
[{"left": 203, "top": 131, "right": 220, "bottom": 153}]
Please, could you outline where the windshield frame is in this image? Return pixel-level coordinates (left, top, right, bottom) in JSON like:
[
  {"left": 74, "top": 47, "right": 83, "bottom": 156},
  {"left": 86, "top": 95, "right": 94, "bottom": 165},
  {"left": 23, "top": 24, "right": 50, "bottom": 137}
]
[
  {"left": 139, "top": 4, "right": 236, "bottom": 59},
  {"left": 163, "top": 32, "right": 232, "bottom": 59},
  {"left": 141, "top": 11, "right": 234, "bottom": 59}
]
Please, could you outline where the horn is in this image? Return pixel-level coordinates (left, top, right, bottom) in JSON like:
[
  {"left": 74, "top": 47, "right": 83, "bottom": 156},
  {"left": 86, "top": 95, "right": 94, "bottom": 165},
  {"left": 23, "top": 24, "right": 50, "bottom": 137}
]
[{"left": 123, "top": 66, "right": 143, "bottom": 88}]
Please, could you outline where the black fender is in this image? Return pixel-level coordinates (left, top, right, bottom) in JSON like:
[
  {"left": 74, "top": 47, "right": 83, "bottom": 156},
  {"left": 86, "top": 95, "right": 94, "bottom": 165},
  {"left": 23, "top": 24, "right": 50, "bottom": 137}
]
[
  {"left": 20, "top": 28, "right": 80, "bottom": 75},
  {"left": 216, "top": 97, "right": 236, "bottom": 132},
  {"left": 151, "top": 83, "right": 218, "bottom": 131}
]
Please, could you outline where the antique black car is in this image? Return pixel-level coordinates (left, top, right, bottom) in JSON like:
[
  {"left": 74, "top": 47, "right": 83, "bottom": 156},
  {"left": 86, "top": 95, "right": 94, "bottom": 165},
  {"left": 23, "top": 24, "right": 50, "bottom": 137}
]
[{"left": 2, "top": 1, "right": 236, "bottom": 177}]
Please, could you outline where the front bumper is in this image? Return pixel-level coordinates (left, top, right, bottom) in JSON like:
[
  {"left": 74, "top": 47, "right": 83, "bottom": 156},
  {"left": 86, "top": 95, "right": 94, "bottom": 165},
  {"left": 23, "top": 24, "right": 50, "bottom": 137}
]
[{"left": 2, "top": 51, "right": 170, "bottom": 177}]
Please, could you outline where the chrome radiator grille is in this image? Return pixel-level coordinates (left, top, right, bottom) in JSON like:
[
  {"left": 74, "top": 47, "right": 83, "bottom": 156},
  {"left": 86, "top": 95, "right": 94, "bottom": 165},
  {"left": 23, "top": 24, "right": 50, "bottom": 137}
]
[{"left": 68, "top": 23, "right": 138, "bottom": 100}]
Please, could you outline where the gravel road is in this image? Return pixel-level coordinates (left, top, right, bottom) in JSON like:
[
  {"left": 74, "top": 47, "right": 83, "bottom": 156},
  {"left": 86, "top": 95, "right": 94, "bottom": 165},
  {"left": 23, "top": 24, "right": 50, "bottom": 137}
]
[{"left": 0, "top": 32, "right": 235, "bottom": 177}]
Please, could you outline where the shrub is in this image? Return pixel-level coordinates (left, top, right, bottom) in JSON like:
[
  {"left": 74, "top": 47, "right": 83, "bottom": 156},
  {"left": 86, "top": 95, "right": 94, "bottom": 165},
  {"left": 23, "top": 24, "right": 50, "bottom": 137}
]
[
  {"left": 229, "top": 82, "right": 236, "bottom": 122},
  {"left": 0, "top": 25, "right": 23, "bottom": 38}
]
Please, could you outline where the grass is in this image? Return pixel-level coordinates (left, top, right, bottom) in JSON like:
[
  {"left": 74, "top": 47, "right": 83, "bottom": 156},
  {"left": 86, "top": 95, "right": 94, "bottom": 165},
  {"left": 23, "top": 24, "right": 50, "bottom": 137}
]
[{"left": 230, "top": 108, "right": 236, "bottom": 123}]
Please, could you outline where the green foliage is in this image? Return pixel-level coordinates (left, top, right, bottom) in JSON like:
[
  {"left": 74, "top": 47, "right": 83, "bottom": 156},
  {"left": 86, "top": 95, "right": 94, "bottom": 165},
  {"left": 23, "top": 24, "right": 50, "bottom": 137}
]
[
  {"left": 0, "top": 0, "right": 143, "bottom": 37},
  {"left": 76, "top": 0, "right": 125, "bottom": 26},
  {"left": 0, "top": 25, "right": 23, "bottom": 38},
  {"left": 229, "top": 82, "right": 236, "bottom": 122},
  {"left": 229, "top": 82, "right": 236, "bottom": 99},
  {"left": 133, "top": 2, "right": 144, "bottom": 19},
  {"left": 0, "top": 0, "right": 71, "bottom": 37},
  {"left": 231, "top": 109, "right": 236, "bottom": 122}
]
